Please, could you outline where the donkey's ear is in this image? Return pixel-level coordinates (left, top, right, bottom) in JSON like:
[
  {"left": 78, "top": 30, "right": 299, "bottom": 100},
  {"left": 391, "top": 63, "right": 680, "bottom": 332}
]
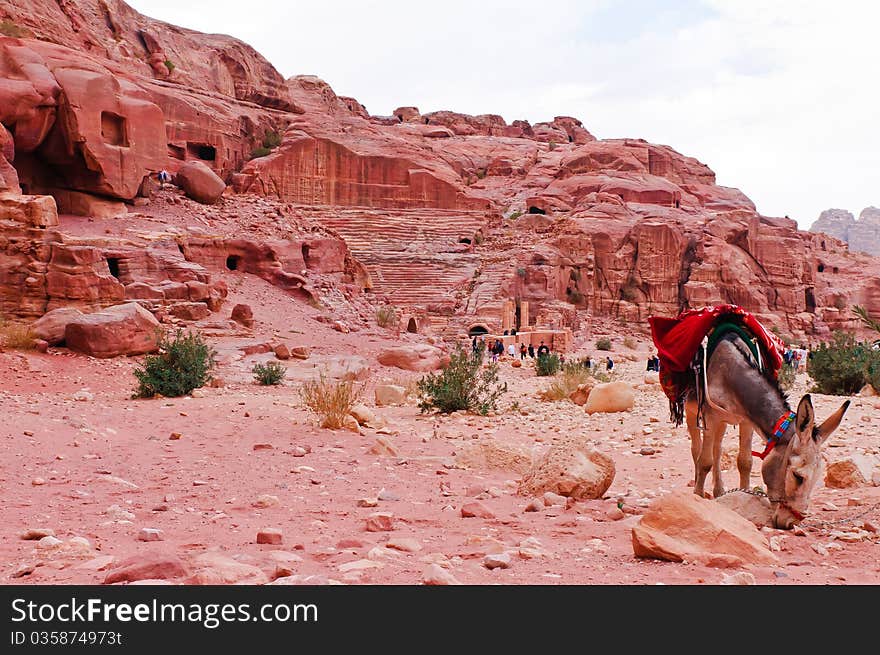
[
  {"left": 815, "top": 400, "right": 850, "bottom": 445},
  {"left": 796, "top": 394, "right": 815, "bottom": 436}
]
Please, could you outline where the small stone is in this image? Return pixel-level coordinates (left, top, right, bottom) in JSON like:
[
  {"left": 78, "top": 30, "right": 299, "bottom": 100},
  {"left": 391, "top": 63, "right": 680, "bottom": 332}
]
[
  {"left": 252, "top": 494, "right": 280, "bottom": 508},
  {"left": 377, "top": 489, "right": 399, "bottom": 501},
  {"left": 138, "top": 528, "right": 164, "bottom": 542},
  {"left": 483, "top": 552, "right": 512, "bottom": 570},
  {"left": 21, "top": 528, "right": 55, "bottom": 541},
  {"left": 721, "top": 572, "right": 756, "bottom": 585},
  {"left": 169, "top": 432, "right": 182, "bottom": 440},
  {"left": 365, "top": 513, "right": 394, "bottom": 532},
  {"left": 357, "top": 498, "right": 379, "bottom": 508},
  {"left": 460, "top": 502, "right": 495, "bottom": 519},
  {"left": 193, "top": 480, "right": 208, "bottom": 486},
  {"left": 257, "top": 528, "right": 283, "bottom": 545},
  {"left": 386, "top": 538, "right": 422, "bottom": 552},
  {"left": 524, "top": 499, "right": 544, "bottom": 512},
  {"left": 36, "top": 535, "right": 63, "bottom": 549},
  {"left": 422, "top": 564, "right": 461, "bottom": 585},
  {"left": 291, "top": 446, "right": 308, "bottom": 457},
  {"left": 31, "top": 477, "right": 46, "bottom": 486},
  {"left": 542, "top": 492, "right": 566, "bottom": 507},
  {"left": 253, "top": 443, "right": 274, "bottom": 451},
  {"left": 639, "top": 447, "right": 656, "bottom": 456}
]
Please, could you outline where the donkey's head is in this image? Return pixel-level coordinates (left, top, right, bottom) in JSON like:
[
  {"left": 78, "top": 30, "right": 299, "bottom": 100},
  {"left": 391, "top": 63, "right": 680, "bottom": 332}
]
[{"left": 761, "top": 394, "right": 849, "bottom": 529}]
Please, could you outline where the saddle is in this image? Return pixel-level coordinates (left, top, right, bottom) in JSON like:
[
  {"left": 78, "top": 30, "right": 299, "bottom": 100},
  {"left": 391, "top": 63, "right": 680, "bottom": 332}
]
[{"left": 649, "top": 305, "right": 784, "bottom": 426}]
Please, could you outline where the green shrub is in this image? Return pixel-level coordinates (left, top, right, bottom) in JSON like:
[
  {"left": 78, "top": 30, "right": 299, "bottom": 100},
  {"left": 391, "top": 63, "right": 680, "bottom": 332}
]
[
  {"left": 300, "top": 373, "right": 361, "bottom": 429},
  {"left": 508, "top": 210, "right": 523, "bottom": 221},
  {"left": 0, "top": 20, "right": 32, "bottom": 38},
  {"left": 567, "top": 289, "right": 585, "bottom": 305},
  {"left": 133, "top": 329, "right": 216, "bottom": 398},
  {"left": 163, "top": 59, "right": 175, "bottom": 74},
  {"left": 262, "top": 130, "right": 282, "bottom": 148},
  {"left": 807, "top": 331, "right": 875, "bottom": 395},
  {"left": 416, "top": 343, "right": 507, "bottom": 415},
  {"left": 595, "top": 337, "right": 612, "bottom": 351},
  {"left": 535, "top": 352, "right": 561, "bottom": 377},
  {"left": 777, "top": 361, "right": 797, "bottom": 391},
  {"left": 250, "top": 146, "right": 272, "bottom": 159},
  {"left": 253, "top": 360, "right": 286, "bottom": 385},
  {"left": 623, "top": 336, "right": 637, "bottom": 349},
  {"left": 475, "top": 168, "right": 487, "bottom": 179},
  {"left": 516, "top": 267, "right": 527, "bottom": 277},
  {"left": 375, "top": 305, "right": 399, "bottom": 329}
]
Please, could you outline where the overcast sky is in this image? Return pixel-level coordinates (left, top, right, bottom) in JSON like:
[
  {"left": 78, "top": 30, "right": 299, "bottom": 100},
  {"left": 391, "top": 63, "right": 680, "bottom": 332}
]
[{"left": 127, "top": 0, "right": 878, "bottom": 229}]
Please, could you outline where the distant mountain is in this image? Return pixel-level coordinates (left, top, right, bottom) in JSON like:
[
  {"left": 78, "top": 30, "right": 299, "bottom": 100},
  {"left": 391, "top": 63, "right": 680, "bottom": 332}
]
[{"left": 810, "top": 207, "right": 880, "bottom": 256}]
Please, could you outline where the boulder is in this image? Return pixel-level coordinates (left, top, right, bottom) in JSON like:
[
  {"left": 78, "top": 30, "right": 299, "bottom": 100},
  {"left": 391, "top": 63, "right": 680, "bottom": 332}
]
[
  {"left": 584, "top": 381, "right": 635, "bottom": 414},
  {"left": 631, "top": 491, "right": 778, "bottom": 566},
  {"left": 715, "top": 490, "right": 774, "bottom": 527},
  {"left": 377, "top": 344, "right": 448, "bottom": 372},
  {"left": 186, "top": 552, "right": 269, "bottom": 585},
  {"left": 103, "top": 550, "right": 190, "bottom": 584},
  {"left": 568, "top": 382, "right": 594, "bottom": 406},
  {"left": 825, "top": 455, "right": 878, "bottom": 489},
  {"left": 64, "top": 303, "right": 161, "bottom": 358},
  {"left": 517, "top": 439, "right": 615, "bottom": 500},
  {"left": 375, "top": 384, "right": 407, "bottom": 406},
  {"left": 231, "top": 303, "right": 254, "bottom": 328},
  {"left": 176, "top": 161, "right": 226, "bottom": 204},
  {"left": 30, "top": 307, "right": 84, "bottom": 345}
]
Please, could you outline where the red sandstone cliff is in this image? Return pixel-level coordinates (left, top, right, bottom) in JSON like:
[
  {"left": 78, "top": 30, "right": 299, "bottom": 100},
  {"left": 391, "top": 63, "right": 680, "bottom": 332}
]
[{"left": 2, "top": 0, "right": 879, "bottom": 343}]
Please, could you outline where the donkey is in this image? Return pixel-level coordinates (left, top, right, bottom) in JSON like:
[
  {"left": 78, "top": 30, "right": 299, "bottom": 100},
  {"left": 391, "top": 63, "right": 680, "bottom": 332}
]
[{"left": 684, "top": 331, "right": 849, "bottom": 529}]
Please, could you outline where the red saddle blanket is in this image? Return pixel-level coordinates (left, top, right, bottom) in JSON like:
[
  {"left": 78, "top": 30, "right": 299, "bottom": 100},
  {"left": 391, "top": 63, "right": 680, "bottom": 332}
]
[{"left": 648, "top": 304, "right": 785, "bottom": 411}]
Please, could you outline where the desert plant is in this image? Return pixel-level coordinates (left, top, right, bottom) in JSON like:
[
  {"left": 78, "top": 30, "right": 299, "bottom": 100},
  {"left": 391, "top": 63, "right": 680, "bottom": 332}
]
[
  {"left": 548, "top": 141, "right": 557, "bottom": 151},
  {"left": 253, "top": 360, "right": 286, "bottom": 385},
  {"left": 262, "top": 129, "right": 283, "bottom": 149},
  {"left": 473, "top": 232, "right": 484, "bottom": 245},
  {"left": 163, "top": 59, "right": 175, "bottom": 74},
  {"left": 595, "top": 337, "right": 612, "bottom": 351},
  {"left": 623, "top": 336, "right": 637, "bottom": 349},
  {"left": 475, "top": 168, "right": 487, "bottom": 179},
  {"left": 375, "top": 305, "right": 399, "bottom": 329},
  {"left": 535, "top": 352, "right": 561, "bottom": 377},
  {"left": 0, "top": 20, "right": 31, "bottom": 38},
  {"left": 133, "top": 329, "right": 216, "bottom": 398},
  {"left": 539, "top": 362, "right": 592, "bottom": 401},
  {"left": 516, "top": 267, "right": 527, "bottom": 277},
  {"left": 777, "top": 361, "right": 797, "bottom": 391},
  {"left": 300, "top": 373, "right": 362, "bottom": 429},
  {"left": 250, "top": 146, "right": 272, "bottom": 159},
  {"left": 807, "top": 331, "right": 874, "bottom": 395},
  {"left": 0, "top": 315, "right": 36, "bottom": 350},
  {"left": 416, "top": 343, "right": 506, "bottom": 415},
  {"left": 853, "top": 305, "right": 880, "bottom": 333},
  {"left": 567, "top": 289, "right": 585, "bottom": 305},
  {"left": 508, "top": 210, "right": 523, "bottom": 221}
]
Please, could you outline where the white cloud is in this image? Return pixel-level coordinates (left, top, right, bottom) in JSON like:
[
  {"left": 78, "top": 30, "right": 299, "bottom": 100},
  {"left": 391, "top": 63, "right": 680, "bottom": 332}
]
[{"left": 127, "top": 0, "right": 879, "bottom": 228}]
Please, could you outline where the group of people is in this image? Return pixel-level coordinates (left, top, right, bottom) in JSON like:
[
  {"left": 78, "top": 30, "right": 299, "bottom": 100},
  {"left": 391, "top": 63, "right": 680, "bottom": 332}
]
[
  {"left": 471, "top": 335, "right": 552, "bottom": 363},
  {"left": 783, "top": 344, "right": 811, "bottom": 373},
  {"left": 645, "top": 354, "right": 660, "bottom": 372}
]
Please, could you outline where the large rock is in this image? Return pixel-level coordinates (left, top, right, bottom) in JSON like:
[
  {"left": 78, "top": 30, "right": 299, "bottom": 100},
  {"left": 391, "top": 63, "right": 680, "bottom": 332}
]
[
  {"left": 103, "top": 550, "right": 190, "bottom": 584},
  {"left": 176, "top": 161, "right": 226, "bottom": 204},
  {"left": 584, "top": 381, "right": 635, "bottom": 414},
  {"left": 64, "top": 302, "right": 161, "bottom": 358},
  {"left": 517, "top": 439, "right": 614, "bottom": 500},
  {"left": 825, "top": 455, "right": 878, "bottom": 489},
  {"left": 30, "top": 307, "right": 84, "bottom": 345},
  {"left": 631, "top": 491, "right": 778, "bottom": 566},
  {"left": 456, "top": 438, "right": 535, "bottom": 475},
  {"left": 377, "top": 344, "right": 448, "bottom": 372},
  {"left": 185, "top": 552, "right": 269, "bottom": 585},
  {"left": 375, "top": 384, "right": 407, "bottom": 406}
]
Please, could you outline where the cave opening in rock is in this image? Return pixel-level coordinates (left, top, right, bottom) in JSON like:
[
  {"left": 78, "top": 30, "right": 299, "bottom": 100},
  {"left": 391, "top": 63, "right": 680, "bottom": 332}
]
[
  {"left": 527, "top": 206, "right": 546, "bottom": 215},
  {"left": 407, "top": 317, "right": 418, "bottom": 333},
  {"left": 467, "top": 325, "right": 489, "bottom": 337},
  {"left": 187, "top": 142, "right": 216, "bottom": 161},
  {"left": 817, "top": 263, "right": 825, "bottom": 273},
  {"left": 301, "top": 244, "right": 312, "bottom": 268},
  {"left": 226, "top": 255, "right": 240, "bottom": 271},
  {"left": 101, "top": 112, "right": 128, "bottom": 147},
  {"left": 106, "top": 257, "right": 120, "bottom": 279},
  {"left": 805, "top": 287, "right": 816, "bottom": 312},
  {"left": 458, "top": 237, "right": 471, "bottom": 244}
]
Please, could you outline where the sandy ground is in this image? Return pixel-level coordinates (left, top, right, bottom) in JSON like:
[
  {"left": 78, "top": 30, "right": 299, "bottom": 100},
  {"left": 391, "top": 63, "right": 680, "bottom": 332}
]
[{"left": 2, "top": 271, "right": 879, "bottom": 586}]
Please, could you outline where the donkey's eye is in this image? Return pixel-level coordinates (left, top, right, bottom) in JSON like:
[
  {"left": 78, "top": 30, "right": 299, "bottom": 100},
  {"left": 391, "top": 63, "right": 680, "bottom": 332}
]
[{"left": 793, "top": 472, "right": 805, "bottom": 485}]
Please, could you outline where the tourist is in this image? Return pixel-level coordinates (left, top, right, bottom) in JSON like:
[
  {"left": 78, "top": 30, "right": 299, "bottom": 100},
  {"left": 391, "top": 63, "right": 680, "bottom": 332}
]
[
  {"left": 583, "top": 355, "right": 592, "bottom": 369},
  {"left": 527, "top": 343, "right": 535, "bottom": 359},
  {"left": 520, "top": 343, "right": 527, "bottom": 360},
  {"left": 606, "top": 356, "right": 614, "bottom": 371},
  {"left": 157, "top": 169, "right": 171, "bottom": 189},
  {"left": 507, "top": 342, "right": 516, "bottom": 358},
  {"left": 537, "top": 341, "right": 550, "bottom": 357}
]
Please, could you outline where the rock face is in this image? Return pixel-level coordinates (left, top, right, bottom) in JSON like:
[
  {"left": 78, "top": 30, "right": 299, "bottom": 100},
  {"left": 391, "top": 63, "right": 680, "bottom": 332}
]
[
  {"left": 811, "top": 207, "right": 880, "bottom": 256},
  {"left": 3, "top": 0, "right": 880, "bottom": 343},
  {"left": 377, "top": 344, "right": 448, "bottom": 372},
  {"left": 64, "top": 302, "right": 161, "bottom": 358},
  {"left": 517, "top": 440, "right": 615, "bottom": 500},
  {"left": 631, "top": 491, "right": 778, "bottom": 566}
]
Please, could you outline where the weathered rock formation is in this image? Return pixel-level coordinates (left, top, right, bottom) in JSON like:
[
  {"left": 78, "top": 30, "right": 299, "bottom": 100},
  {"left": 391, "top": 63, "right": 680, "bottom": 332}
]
[
  {"left": 811, "top": 207, "right": 880, "bottom": 257},
  {"left": 3, "top": 0, "right": 880, "bottom": 344}
]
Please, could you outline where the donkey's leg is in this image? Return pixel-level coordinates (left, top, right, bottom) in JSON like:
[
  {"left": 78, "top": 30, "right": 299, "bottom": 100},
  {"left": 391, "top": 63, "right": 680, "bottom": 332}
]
[
  {"left": 684, "top": 401, "right": 703, "bottom": 495},
  {"left": 695, "top": 414, "right": 723, "bottom": 498},
  {"left": 710, "top": 420, "right": 728, "bottom": 499},
  {"left": 736, "top": 422, "right": 754, "bottom": 490}
]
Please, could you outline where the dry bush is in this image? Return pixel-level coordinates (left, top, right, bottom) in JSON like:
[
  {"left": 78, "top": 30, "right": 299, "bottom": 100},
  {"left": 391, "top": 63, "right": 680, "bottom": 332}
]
[
  {"left": 623, "top": 336, "right": 637, "bottom": 349},
  {"left": 0, "top": 316, "right": 37, "bottom": 350},
  {"left": 539, "top": 364, "right": 593, "bottom": 401},
  {"left": 300, "top": 373, "right": 362, "bottom": 429},
  {"left": 375, "top": 305, "right": 399, "bottom": 329}
]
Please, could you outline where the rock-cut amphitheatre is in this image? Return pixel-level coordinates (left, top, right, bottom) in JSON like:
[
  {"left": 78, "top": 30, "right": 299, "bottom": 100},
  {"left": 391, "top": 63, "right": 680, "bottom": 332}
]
[{"left": 1, "top": 0, "right": 878, "bottom": 586}]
